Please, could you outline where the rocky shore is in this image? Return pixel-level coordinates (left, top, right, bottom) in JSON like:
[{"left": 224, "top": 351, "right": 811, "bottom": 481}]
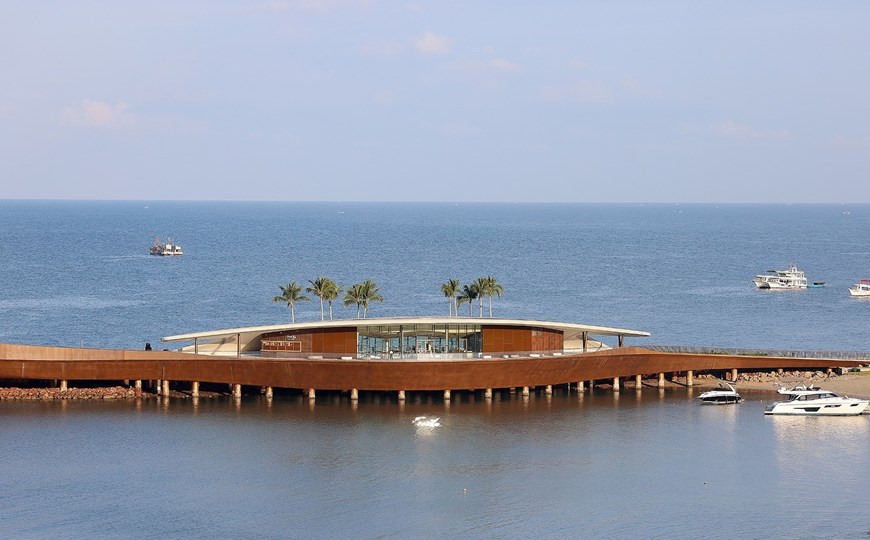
[
  {"left": 0, "top": 386, "right": 231, "bottom": 400},
  {"left": 691, "top": 370, "right": 870, "bottom": 398},
  {"left": 0, "top": 386, "right": 144, "bottom": 400}
]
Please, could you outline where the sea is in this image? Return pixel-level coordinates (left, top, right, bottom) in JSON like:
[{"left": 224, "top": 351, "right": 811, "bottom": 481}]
[{"left": 1, "top": 201, "right": 869, "bottom": 538}]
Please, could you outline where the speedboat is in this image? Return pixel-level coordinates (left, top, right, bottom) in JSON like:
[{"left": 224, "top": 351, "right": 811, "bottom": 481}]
[
  {"left": 699, "top": 382, "right": 742, "bottom": 405},
  {"left": 764, "top": 385, "right": 869, "bottom": 416},
  {"left": 150, "top": 236, "right": 184, "bottom": 256},
  {"left": 753, "top": 263, "right": 808, "bottom": 289},
  {"left": 849, "top": 279, "right": 870, "bottom": 297},
  {"left": 412, "top": 416, "right": 441, "bottom": 427}
]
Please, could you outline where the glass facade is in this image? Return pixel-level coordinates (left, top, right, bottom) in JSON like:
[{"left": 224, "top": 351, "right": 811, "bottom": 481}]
[{"left": 357, "top": 323, "right": 482, "bottom": 359}]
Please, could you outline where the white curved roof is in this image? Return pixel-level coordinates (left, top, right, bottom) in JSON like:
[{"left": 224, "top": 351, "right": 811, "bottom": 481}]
[{"left": 162, "top": 316, "right": 649, "bottom": 343}]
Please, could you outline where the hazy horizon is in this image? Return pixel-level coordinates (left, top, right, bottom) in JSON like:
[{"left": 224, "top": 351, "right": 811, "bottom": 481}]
[{"left": 2, "top": 2, "right": 868, "bottom": 203}]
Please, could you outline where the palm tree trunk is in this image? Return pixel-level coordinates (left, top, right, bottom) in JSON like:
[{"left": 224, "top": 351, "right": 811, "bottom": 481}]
[
  {"left": 319, "top": 298, "right": 324, "bottom": 321},
  {"left": 291, "top": 303, "right": 295, "bottom": 323},
  {"left": 448, "top": 299, "right": 452, "bottom": 317},
  {"left": 328, "top": 301, "right": 333, "bottom": 320},
  {"left": 488, "top": 296, "right": 493, "bottom": 317},
  {"left": 478, "top": 298, "right": 483, "bottom": 318}
]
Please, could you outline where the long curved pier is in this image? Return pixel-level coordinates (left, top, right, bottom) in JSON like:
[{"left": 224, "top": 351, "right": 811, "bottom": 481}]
[{"left": 0, "top": 343, "right": 863, "bottom": 398}]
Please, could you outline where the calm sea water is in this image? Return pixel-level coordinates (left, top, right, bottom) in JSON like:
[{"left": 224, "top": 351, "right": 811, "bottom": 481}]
[{"left": 1, "top": 201, "right": 869, "bottom": 538}]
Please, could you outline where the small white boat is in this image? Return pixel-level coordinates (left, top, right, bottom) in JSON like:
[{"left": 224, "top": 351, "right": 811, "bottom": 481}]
[
  {"left": 699, "top": 382, "right": 742, "bottom": 405},
  {"left": 412, "top": 416, "right": 441, "bottom": 427},
  {"left": 764, "top": 385, "right": 869, "bottom": 416},
  {"left": 849, "top": 279, "right": 870, "bottom": 297},
  {"left": 150, "top": 236, "right": 184, "bottom": 256},
  {"left": 753, "top": 263, "right": 807, "bottom": 289}
]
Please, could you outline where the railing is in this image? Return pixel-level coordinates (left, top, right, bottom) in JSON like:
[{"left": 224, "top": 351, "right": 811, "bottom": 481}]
[{"left": 644, "top": 345, "right": 870, "bottom": 361}]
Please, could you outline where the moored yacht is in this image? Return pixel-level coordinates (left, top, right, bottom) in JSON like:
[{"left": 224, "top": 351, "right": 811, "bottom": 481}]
[
  {"left": 699, "top": 382, "right": 742, "bottom": 404},
  {"left": 753, "top": 263, "right": 808, "bottom": 289},
  {"left": 849, "top": 279, "right": 870, "bottom": 297},
  {"left": 764, "top": 385, "right": 869, "bottom": 416}
]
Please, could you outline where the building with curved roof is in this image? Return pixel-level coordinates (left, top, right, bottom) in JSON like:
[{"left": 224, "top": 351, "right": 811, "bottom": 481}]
[{"left": 161, "top": 316, "right": 651, "bottom": 359}]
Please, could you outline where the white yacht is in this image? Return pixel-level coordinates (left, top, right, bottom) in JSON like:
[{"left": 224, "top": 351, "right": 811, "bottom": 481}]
[
  {"left": 849, "top": 279, "right": 870, "bottom": 297},
  {"left": 699, "top": 382, "right": 742, "bottom": 404},
  {"left": 149, "top": 236, "right": 184, "bottom": 256},
  {"left": 764, "top": 385, "right": 869, "bottom": 416},
  {"left": 753, "top": 263, "right": 807, "bottom": 289}
]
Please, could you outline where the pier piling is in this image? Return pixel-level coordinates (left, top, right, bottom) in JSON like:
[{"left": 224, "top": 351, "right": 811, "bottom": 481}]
[
  {"left": 191, "top": 381, "right": 199, "bottom": 397},
  {"left": 657, "top": 373, "right": 665, "bottom": 388},
  {"left": 612, "top": 377, "right": 620, "bottom": 392}
]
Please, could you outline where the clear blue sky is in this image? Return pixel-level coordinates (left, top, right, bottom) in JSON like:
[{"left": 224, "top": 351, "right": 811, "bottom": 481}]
[{"left": 2, "top": 1, "right": 868, "bottom": 202}]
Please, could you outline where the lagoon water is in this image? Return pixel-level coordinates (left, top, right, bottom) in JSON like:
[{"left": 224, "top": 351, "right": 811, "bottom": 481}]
[{"left": 1, "top": 201, "right": 870, "bottom": 538}]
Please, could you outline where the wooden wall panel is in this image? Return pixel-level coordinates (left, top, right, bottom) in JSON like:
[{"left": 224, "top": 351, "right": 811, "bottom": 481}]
[{"left": 262, "top": 328, "right": 357, "bottom": 354}]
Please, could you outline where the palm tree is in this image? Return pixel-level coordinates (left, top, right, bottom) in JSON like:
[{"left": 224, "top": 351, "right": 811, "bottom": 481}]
[
  {"left": 307, "top": 276, "right": 331, "bottom": 321},
  {"left": 473, "top": 277, "right": 488, "bottom": 317},
  {"left": 459, "top": 284, "right": 478, "bottom": 317},
  {"left": 440, "top": 279, "right": 461, "bottom": 316},
  {"left": 272, "top": 281, "right": 309, "bottom": 323},
  {"left": 482, "top": 276, "right": 504, "bottom": 317},
  {"left": 322, "top": 278, "right": 342, "bottom": 320},
  {"left": 343, "top": 283, "right": 364, "bottom": 318},
  {"left": 359, "top": 279, "right": 384, "bottom": 318}
]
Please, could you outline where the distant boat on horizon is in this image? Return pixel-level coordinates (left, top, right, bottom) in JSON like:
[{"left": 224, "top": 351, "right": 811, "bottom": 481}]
[{"left": 150, "top": 236, "right": 184, "bottom": 257}]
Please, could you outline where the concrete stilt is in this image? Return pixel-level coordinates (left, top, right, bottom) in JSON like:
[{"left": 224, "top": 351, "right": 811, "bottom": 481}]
[
  {"left": 307, "top": 388, "right": 315, "bottom": 400},
  {"left": 577, "top": 381, "right": 585, "bottom": 392},
  {"left": 156, "top": 379, "right": 163, "bottom": 395},
  {"left": 731, "top": 368, "right": 738, "bottom": 381},
  {"left": 191, "top": 381, "right": 199, "bottom": 397},
  {"left": 162, "top": 380, "right": 170, "bottom": 396},
  {"left": 59, "top": 379, "right": 68, "bottom": 391},
  {"left": 612, "top": 377, "right": 620, "bottom": 392},
  {"left": 589, "top": 380, "right": 595, "bottom": 391},
  {"left": 350, "top": 388, "right": 359, "bottom": 401},
  {"left": 635, "top": 374, "right": 642, "bottom": 388},
  {"left": 777, "top": 368, "right": 783, "bottom": 375},
  {"left": 443, "top": 389, "right": 451, "bottom": 401},
  {"left": 134, "top": 380, "right": 142, "bottom": 390},
  {"left": 687, "top": 370, "right": 694, "bottom": 387},
  {"left": 522, "top": 386, "right": 530, "bottom": 397},
  {"left": 485, "top": 388, "right": 493, "bottom": 399},
  {"left": 398, "top": 390, "right": 406, "bottom": 401},
  {"left": 265, "top": 386, "right": 273, "bottom": 399},
  {"left": 657, "top": 373, "right": 665, "bottom": 388},
  {"left": 233, "top": 383, "right": 242, "bottom": 398},
  {"left": 545, "top": 385, "right": 553, "bottom": 395}
]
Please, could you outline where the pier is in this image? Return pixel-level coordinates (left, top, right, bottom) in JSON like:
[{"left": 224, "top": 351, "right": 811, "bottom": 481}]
[{"left": 1, "top": 342, "right": 864, "bottom": 401}]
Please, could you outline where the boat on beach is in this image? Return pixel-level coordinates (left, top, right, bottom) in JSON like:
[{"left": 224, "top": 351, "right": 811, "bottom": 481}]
[
  {"left": 849, "top": 279, "right": 870, "bottom": 297},
  {"left": 699, "top": 382, "right": 742, "bottom": 404},
  {"left": 149, "top": 236, "right": 184, "bottom": 256},
  {"left": 753, "top": 263, "right": 808, "bottom": 290},
  {"left": 764, "top": 385, "right": 869, "bottom": 416}
]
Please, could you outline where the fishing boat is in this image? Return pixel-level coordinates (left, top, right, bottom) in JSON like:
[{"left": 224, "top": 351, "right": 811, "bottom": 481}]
[
  {"left": 764, "top": 385, "right": 869, "bottom": 416},
  {"left": 149, "top": 236, "right": 184, "bottom": 256},
  {"left": 849, "top": 279, "right": 870, "bottom": 297},
  {"left": 753, "top": 263, "right": 807, "bottom": 289},
  {"left": 808, "top": 281, "right": 826, "bottom": 288},
  {"left": 699, "top": 382, "right": 742, "bottom": 405}
]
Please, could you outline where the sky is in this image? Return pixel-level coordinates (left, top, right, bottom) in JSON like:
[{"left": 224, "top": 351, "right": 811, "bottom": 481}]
[{"left": 1, "top": 1, "right": 869, "bottom": 203}]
